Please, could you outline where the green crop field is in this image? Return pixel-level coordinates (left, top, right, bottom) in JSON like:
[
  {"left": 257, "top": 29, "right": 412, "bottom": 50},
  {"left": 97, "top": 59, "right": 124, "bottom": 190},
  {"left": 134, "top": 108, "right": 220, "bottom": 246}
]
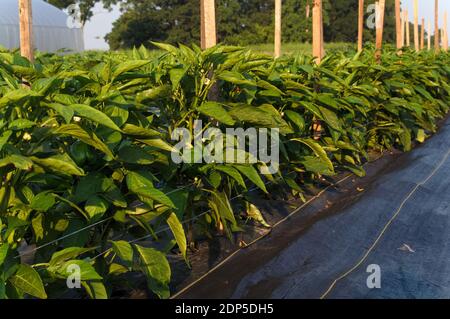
[
  {"left": 248, "top": 42, "right": 356, "bottom": 55},
  {"left": 0, "top": 43, "right": 449, "bottom": 299}
]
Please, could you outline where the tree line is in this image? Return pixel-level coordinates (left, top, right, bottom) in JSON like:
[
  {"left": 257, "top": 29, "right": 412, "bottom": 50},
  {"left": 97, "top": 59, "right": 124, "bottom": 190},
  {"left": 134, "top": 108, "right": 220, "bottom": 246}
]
[{"left": 46, "top": 0, "right": 400, "bottom": 50}]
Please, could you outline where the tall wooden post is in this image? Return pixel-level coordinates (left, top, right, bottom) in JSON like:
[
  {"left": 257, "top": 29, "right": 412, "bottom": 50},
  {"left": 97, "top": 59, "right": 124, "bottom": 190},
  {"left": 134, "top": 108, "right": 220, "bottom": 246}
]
[
  {"left": 19, "top": 0, "right": 34, "bottom": 62},
  {"left": 428, "top": 21, "right": 432, "bottom": 50},
  {"left": 358, "top": 0, "right": 364, "bottom": 52},
  {"left": 401, "top": 10, "right": 405, "bottom": 46},
  {"left": 420, "top": 18, "right": 425, "bottom": 50},
  {"left": 200, "top": 0, "right": 217, "bottom": 49},
  {"left": 320, "top": 1, "right": 324, "bottom": 58},
  {"left": 444, "top": 12, "right": 448, "bottom": 51},
  {"left": 435, "top": 0, "right": 439, "bottom": 52},
  {"left": 395, "top": 0, "right": 402, "bottom": 49},
  {"left": 413, "top": 0, "right": 419, "bottom": 51},
  {"left": 274, "top": 0, "right": 282, "bottom": 58},
  {"left": 375, "top": 0, "right": 385, "bottom": 63},
  {"left": 406, "top": 10, "right": 410, "bottom": 47},
  {"left": 312, "top": 0, "right": 323, "bottom": 63}
]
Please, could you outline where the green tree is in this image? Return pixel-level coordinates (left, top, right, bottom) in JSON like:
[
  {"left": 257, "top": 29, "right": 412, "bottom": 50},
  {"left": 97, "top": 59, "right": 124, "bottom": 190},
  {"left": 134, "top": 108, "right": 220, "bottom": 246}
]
[
  {"left": 104, "top": 0, "right": 398, "bottom": 50},
  {"left": 107, "top": 0, "right": 325, "bottom": 48},
  {"left": 45, "top": 0, "right": 119, "bottom": 25},
  {"left": 105, "top": 1, "right": 201, "bottom": 50},
  {"left": 325, "top": 0, "right": 396, "bottom": 43}
]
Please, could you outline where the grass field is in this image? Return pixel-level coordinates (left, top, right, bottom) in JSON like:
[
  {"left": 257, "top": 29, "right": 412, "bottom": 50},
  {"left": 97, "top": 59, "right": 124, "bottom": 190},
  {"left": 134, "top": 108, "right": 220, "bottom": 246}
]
[
  {"left": 94, "top": 42, "right": 356, "bottom": 58},
  {"left": 248, "top": 42, "right": 355, "bottom": 55}
]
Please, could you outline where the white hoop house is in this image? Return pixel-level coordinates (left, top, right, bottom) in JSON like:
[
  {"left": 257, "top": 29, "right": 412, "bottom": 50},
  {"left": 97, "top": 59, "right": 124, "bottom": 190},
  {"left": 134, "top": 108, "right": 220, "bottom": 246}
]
[{"left": 0, "top": 0, "right": 84, "bottom": 53}]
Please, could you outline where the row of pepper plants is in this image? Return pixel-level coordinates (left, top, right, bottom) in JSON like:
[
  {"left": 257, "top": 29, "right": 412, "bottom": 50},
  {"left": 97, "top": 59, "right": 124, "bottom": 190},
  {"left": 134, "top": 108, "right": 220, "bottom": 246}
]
[{"left": 0, "top": 43, "right": 449, "bottom": 298}]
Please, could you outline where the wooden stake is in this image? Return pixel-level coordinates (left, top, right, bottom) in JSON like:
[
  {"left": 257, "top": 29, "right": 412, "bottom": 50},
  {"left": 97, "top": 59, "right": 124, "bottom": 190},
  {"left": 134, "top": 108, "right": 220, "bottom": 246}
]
[
  {"left": 274, "top": 0, "right": 282, "bottom": 58},
  {"left": 395, "top": 0, "right": 402, "bottom": 49},
  {"left": 312, "top": 0, "right": 323, "bottom": 139},
  {"left": 420, "top": 18, "right": 425, "bottom": 50},
  {"left": 375, "top": 0, "right": 385, "bottom": 63},
  {"left": 19, "top": 0, "right": 34, "bottom": 62},
  {"left": 320, "top": 1, "right": 325, "bottom": 58},
  {"left": 413, "top": 0, "right": 419, "bottom": 51},
  {"left": 401, "top": 11, "right": 405, "bottom": 47},
  {"left": 312, "top": 0, "right": 323, "bottom": 63},
  {"left": 428, "top": 21, "right": 432, "bottom": 50},
  {"left": 406, "top": 10, "right": 410, "bottom": 47},
  {"left": 200, "top": 0, "right": 217, "bottom": 49},
  {"left": 358, "top": 0, "right": 364, "bottom": 52},
  {"left": 435, "top": 0, "right": 439, "bottom": 52}
]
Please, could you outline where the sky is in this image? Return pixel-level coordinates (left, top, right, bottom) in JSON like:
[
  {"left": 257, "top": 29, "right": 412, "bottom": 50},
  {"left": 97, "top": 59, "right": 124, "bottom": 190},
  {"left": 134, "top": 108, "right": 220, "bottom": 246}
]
[{"left": 83, "top": 1, "right": 450, "bottom": 50}]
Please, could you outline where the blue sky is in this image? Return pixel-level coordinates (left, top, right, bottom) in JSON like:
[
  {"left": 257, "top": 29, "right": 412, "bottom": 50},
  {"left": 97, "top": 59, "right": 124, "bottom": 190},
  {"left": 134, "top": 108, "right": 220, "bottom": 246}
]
[{"left": 83, "top": 1, "right": 450, "bottom": 50}]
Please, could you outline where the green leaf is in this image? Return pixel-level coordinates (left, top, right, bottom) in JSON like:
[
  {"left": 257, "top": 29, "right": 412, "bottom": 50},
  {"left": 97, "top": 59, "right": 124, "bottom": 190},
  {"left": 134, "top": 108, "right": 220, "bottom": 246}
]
[
  {"left": 32, "top": 214, "right": 44, "bottom": 241},
  {"left": 210, "top": 191, "right": 236, "bottom": 226},
  {"left": 30, "top": 154, "right": 85, "bottom": 176},
  {"left": 0, "top": 243, "right": 9, "bottom": 267},
  {"left": 134, "top": 187, "right": 175, "bottom": 209},
  {"left": 126, "top": 172, "right": 175, "bottom": 208},
  {"left": 169, "top": 67, "right": 187, "bottom": 89},
  {"left": 217, "top": 71, "right": 256, "bottom": 86},
  {"left": 53, "top": 195, "right": 90, "bottom": 220},
  {"left": 229, "top": 104, "right": 292, "bottom": 134},
  {"left": 246, "top": 202, "right": 270, "bottom": 227},
  {"left": 0, "top": 130, "right": 12, "bottom": 151},
  {"left": 234, "top": 165, "right": 267, "bottom": 193},
  {"left": 0, "top": 154, "right": 33, "bottom": 170},
  {"left": 122, "top": 124, "right": 161, "bottom": 137},
  {"left": 208, "top": 191, "right": 237, "bottom": 238},
  {"left": 136, "top": 85, "right": 172, "bottom": 102},
  {"left": 317, "top": 93, "right": 339, "bottom": 109},
  {"left": 0, "top": 88, "right": 40, "bottom": 108},
  {"left": 8, "top": 119, "right": 35, "bottom": 130},
  {"left": 49, "top": 247, "right": 94, "bottom": 267},
  {"left": 214, "top": 166, "right": 246, "bottom": 188},
  {"left": 81, "top": 281, "right": 108, "bottom": 299},
  {"left": 301, "top": 156, "right": 335, "bottom": 176},
  {"left": 166, "top": 212, "right": 187, "bottom": 261},
  {"left": 138, "top": 138, "right": 175, "bottom": 152},
  {"left": 151, "top": 42, "right": 179, "bottom": 55},
  {"left": 51, "top": 260, "right": 102, "bottom": 281},
  {"left": 44, "top": 103, "right": 74, "bottom": 124},
  {"left": 85, "top": 196, "right": 108, "bottom": 220},
  {"left": 167, "top": 189, "right": 188, "bottom": 220},
  {"left": 70, "top": 104, "right": 121, "bottom": 131},
  {"left": 125, "top": 171, "right": 154, "bottom": 190},
  {"left": 291, "top": 138, "right": 334, "bottom": 172},
  {"left": 317, "top": 105, "right": 342, "bottom": 131},
  {"left": 112, "top": 60, "right": 150, "bottom": 79},
  {"left": 30, "top": 192, "right": 55, "bottom": 212},
  {"left": 9, "top": 264, "right": 47, "bottom": 299},
  {"left": 53, "top": 124, "right": 114, "bottom": 158},
  {"left": 208, "top": 170, "right": 222, "bottom": 188},
  {"left": 134, "top": 244, "right": 171, "bottom": 299},
  {"left": 109, "top": 263, "right": 129, "bottom": 276},
  {"left": 284, "top": 110, "right": 305, "bottom": 132},
  {"left": 256, "top": 80, "right": 284, "bottom": 96},
  {"left": 54, "top": 260, "right": 103, "bottom": 280},
  {"left": 344, "top": 164, "right": 366, "bottom": 177},
  {"left": 416, "top": 129, "right": 426, "bottom": 143},
  {"left": 118, "top": 145, "right": 155, "bottom": 165},
  {"left": 197, "top": 101, "right": 235, "bottom": 125},
  {"left": 110, "top": 240, "right": 133, "bottom": 266}
]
